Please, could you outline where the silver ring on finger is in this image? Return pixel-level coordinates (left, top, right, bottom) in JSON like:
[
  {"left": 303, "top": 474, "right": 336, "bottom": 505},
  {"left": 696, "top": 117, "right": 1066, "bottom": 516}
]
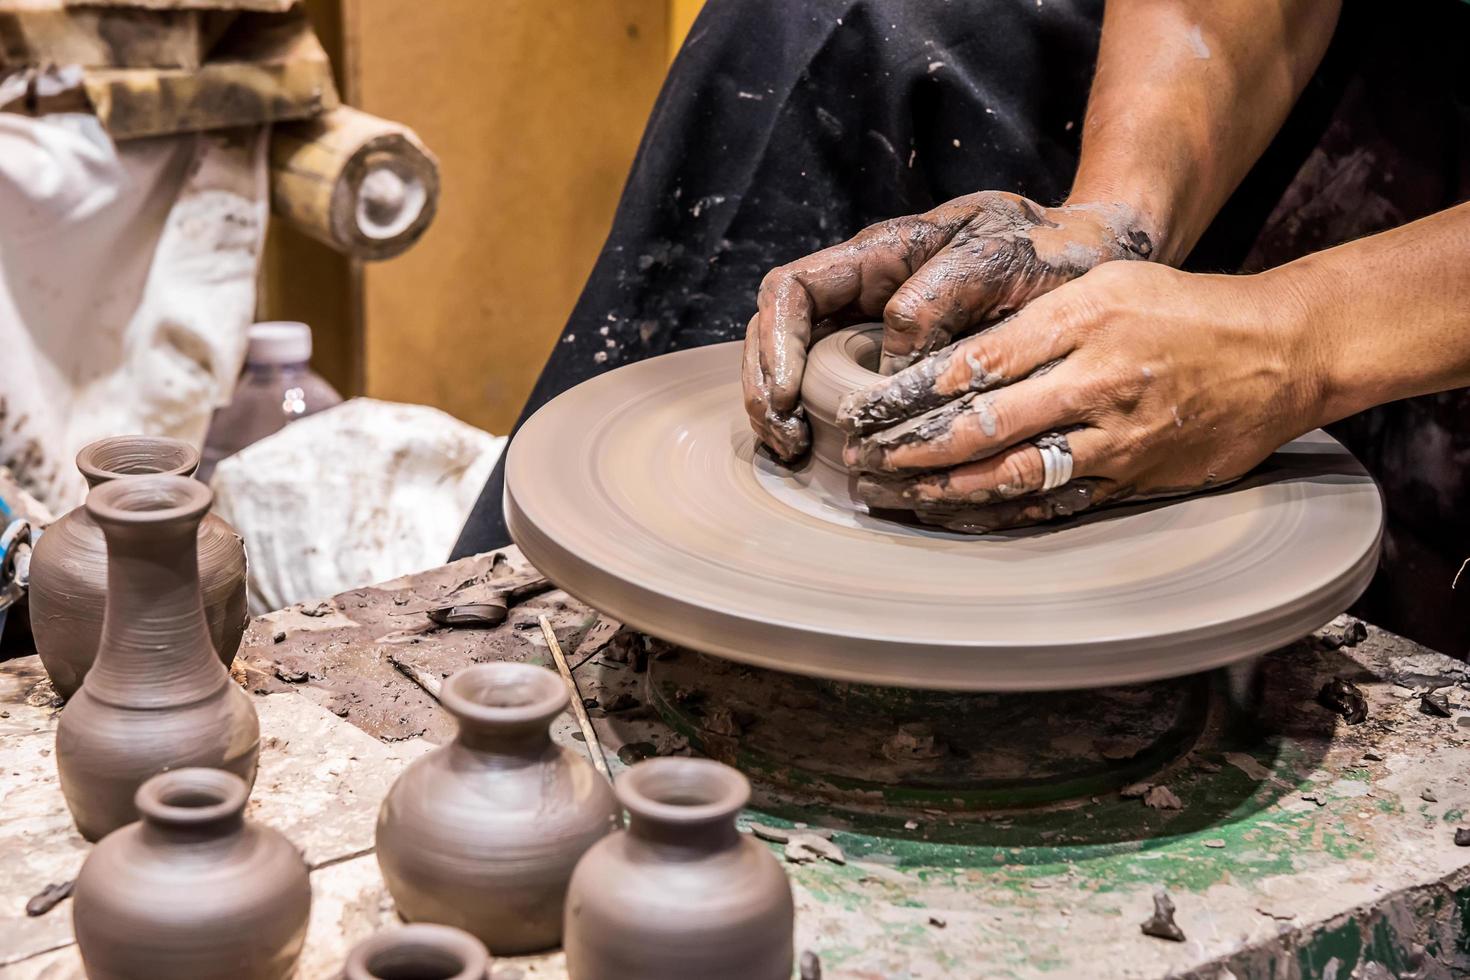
[{"left": 1038, "top": 435, "right": 1074, "bottom": 492}]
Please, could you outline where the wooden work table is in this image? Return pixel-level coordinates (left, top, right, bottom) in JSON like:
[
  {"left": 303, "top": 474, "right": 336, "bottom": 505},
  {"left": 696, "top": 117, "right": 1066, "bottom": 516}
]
[{"left": 4, "top": 547, "right": 1470, "bottom": 978}]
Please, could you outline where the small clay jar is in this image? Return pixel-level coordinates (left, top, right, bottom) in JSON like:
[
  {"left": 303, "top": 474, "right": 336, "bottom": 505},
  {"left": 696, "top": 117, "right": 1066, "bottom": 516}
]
[
  {"left": 72, "top": 768, "right": 311, "bottom": 980},
  {"left": 56, "top": 475, "right": 260, "bottom": 841},
  {"left": 564, "top": 758, "right": 795, "bottom": 980},
  {"left": 800, "top": 324, "right": 882, "bottom": 471},
  {"left": 375, "top": 662, "right": 619, "bottom": 954},
  {"left": 343, "top": 924, "right": 491, "bottom": 980},
  {"left": 29, "top": 435, "right": 248, "bottom": 698}
]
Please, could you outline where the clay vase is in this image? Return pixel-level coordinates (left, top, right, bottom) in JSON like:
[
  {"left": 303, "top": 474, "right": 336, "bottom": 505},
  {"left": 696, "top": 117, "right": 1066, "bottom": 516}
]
[
  {"left": 375, "top": 662, "right": 618, "bottom": 954},
  {"left": 343, "top": 924, "right": 491, "bottom": 980},
  {"left": 801, "top": 323, "right": 882, "bottom": 471},
  {"left": 72, "top": 768, "right": 311, "bottom": 980},
  {"left": 563, "top": 758, "right": 795, "bottom": 980},
  {"left": 55, "top": 475, "right": 260, "bottom": 841},
  {"left": 29, "top": 435, "right": 248, "bottom": 699}
]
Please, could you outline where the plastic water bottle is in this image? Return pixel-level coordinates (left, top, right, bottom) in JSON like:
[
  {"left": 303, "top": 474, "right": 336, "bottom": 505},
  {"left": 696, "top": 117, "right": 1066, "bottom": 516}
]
[{"left": 200, "top": 322, "right": 343, "bottom": 483}]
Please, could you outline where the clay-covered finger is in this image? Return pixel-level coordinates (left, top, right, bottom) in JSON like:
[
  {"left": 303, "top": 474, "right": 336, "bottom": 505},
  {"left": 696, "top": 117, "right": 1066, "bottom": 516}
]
[
  {"left": 842, "top": 364, "right": 1085, "bottom": 475},
  {"left": 743, "top": 315, "right": 810, "bottom": 460},
  {"left": 914, "top": 479, "right": 1111, "bottom": 533},
  {"left": 855, "top": 427, "right": 1107, "bottom": 509},
  {"left": 757, "top": 272, "right": 819, "bottom": 413},
  {"left": 838, "top": 307, "right": 1074, "bottom": 437},
  {"left": 880, "top": 242, "right": 1035, "bottom": 374},
  {"left": 756, "top": 222, "right": 944, "bottom": 412}
]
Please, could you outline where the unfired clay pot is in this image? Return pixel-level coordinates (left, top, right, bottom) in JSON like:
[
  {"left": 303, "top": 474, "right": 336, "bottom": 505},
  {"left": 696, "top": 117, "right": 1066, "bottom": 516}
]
[
  {"left": 563, "top": 757, "right": 795, "bottom": 980},
  {"left": 72, "top": 767, "right": 311, "bottom": 980},
  {"left": 29, "top": 435, "right": 248, "bottom": 698},
  {"left": 343, "top": 924, "right": 491, "bottom": 980},
  {"left": 801, "top": 323, "right": 882, "bottom": 471},
  {"left": 56, "top": 475, "right": 260, "bottom": 841},
  {"left": 375, "top": 662, "right": 619, "bottom": 954}
]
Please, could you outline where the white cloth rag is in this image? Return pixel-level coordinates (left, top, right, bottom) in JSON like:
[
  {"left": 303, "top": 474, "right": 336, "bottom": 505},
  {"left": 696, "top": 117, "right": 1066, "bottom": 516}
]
[
  {"left": 0, "top": 113, "right": 267, "bottom": 513},
  {"left": 210, "top": 398, "right": 505, "bottom": 614}
]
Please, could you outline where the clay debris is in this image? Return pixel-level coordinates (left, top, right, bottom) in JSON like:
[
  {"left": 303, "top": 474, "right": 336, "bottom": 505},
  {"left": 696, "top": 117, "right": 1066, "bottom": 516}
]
[
  {"left": 1316, "top": 678, "right": 1368, "bottom": 725},
  {"left": 748, "top": 822, "right": 846, "bottom": 865},
  {"left": 1140, "top": 890, "right": 1186, "bottom": 942}
]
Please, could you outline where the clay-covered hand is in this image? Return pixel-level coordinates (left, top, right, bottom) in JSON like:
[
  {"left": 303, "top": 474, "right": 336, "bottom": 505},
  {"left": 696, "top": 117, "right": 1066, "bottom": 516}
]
[
  {"left": 837, "top": 262, "right": 1325, "bottom": 531},
  {"left": 742, "top": 191, "right": 1155, "bottom": 460}
]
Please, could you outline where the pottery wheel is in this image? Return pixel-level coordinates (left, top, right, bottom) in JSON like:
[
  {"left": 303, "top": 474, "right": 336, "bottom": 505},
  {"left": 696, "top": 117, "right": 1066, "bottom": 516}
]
[{"left": 505, "top": 342, "right": 1383, "bottom": 691}]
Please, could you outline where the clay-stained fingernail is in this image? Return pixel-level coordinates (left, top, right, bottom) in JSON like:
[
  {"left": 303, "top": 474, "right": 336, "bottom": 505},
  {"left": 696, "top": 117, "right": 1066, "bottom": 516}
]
[
  {"left": 845, "top": 436, "right": 891, "bottom": 473},
  {"left": 854, "top": 475, "right": 911, "bottom": 510},
  {"left": 761, "top": 408, "right": 811, "bottom": 462}
]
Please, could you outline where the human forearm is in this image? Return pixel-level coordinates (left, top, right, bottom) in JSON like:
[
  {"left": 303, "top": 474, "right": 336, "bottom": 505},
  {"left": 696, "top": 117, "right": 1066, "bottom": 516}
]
[
  {"left": 1067, "top": 0, "right": 1341, "bottom": 264},
  {"left": 1272, "top": 202, "right": 1470, "bottom": 427}
]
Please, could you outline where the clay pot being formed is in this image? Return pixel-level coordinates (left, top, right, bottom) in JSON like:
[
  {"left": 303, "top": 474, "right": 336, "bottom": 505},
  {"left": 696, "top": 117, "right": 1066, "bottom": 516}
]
[
  {"left": 343, "top": 924, "right": 491, "bottom": 980},
  {"left": 563, "top": 757, "right": 795, "bottom": 980},
  {"left": 29, "top": 435, "right": 248, "bottom": 699},
  {"left": 72, "top": 767, "right": 311, "bottom": 980},
  {"left": 56, "top": 475, "right": 260, "bottom": 841},
  {"left": 800, "top": 323, "right": 882, "bottom": 472},
  {"left": 375, "top": 661, "right": 619, "bottom": 954}
]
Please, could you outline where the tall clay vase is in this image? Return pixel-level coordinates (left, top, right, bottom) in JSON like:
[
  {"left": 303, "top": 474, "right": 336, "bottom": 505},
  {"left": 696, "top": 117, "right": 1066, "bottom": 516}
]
[
  {"left": 55, "top": 475, "right": 260, "bottom": 841},
  {"left": 73, "top": 768, "right": 311, "bottom": 980},
  {"left": 29, "top": 435, "right": 248, "bottom": 699},
  {"left": 375, "top": 662, "right": 619, "bottom": 954},
  {"left": 344, "top": 924, "right": 491, "bottom": 980},
  {"left": 564, "top": 758, "right": 795, "bottom": 980}
]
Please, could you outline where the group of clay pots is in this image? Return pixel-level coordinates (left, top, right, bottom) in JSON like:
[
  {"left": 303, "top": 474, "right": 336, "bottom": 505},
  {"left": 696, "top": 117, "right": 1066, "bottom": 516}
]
[
  {"left": 374, "top": 660, "right": 796, "bottom": 979},
  {"left": 29, "top": 436, "right": 796, "bottom": 979}
]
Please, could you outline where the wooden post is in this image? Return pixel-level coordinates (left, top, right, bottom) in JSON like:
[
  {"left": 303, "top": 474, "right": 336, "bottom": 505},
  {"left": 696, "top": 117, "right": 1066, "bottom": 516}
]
[{"left": 269, "top": 104, "right": 439, "bottom": 262}]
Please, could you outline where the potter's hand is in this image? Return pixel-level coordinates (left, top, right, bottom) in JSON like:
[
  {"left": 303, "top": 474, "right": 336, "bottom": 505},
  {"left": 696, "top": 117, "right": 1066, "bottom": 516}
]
[
  {"left": 742, "top": 192, "right": 1154, "bottom": 460},
  {"left": 837, "top": 261, "right": 1325, "bottom": 531}
]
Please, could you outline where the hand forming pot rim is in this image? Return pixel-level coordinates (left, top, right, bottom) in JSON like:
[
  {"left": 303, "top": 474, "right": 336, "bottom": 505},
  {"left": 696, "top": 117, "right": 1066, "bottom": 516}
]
[
  {"left": 85, "top": 474, "right": 213, "bottom": 528},
  {"left": 440, "top": 661, "right": 568, "bottom": 729},
  {"left": 76, "top": 435, "right": 199, "bottom": 487},
  {"left": 345, "top": 924, "right": 491, "bottom": 980},
  {"left": 617, "top": 757, "right": 750, "bottom": 826},
  {"left": 135, "top": 767, "right": 248, "bottom": 827}
]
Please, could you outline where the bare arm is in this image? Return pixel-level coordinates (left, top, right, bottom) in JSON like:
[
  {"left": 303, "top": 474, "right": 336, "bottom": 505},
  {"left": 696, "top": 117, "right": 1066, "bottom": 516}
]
[
  {"left": 1289, "top": 201, "right": 1470, "bottom": 423},
  {"left": 1069, "top": 0, "right": 1343, "bottom": 263}
]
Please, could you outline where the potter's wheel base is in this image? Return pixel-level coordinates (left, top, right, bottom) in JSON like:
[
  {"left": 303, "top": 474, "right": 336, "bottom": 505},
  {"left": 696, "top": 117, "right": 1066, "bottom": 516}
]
[{"left": 645, "top": 650, "right": 1224, "bottom": 817}]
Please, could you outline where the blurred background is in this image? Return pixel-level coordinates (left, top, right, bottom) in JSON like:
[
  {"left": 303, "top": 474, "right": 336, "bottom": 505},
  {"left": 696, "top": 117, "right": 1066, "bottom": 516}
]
[
  {"left": 266, "top": 0, "right": 704, "bottom": 436},
  {"left": 0, "top": 0, "right": 707, "bottom": 630}
]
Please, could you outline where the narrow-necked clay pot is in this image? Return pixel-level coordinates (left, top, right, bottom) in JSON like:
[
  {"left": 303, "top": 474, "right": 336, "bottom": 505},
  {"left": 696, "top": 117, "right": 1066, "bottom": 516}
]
[
  {"left": 56, "top": 475, "right": 260, "bottom": 841},
  {"left": 344, "top": 924, "right": 491, "bottom": 980},
  {"left": 564, "top": 758, "right": 795, "bottom": 980},
  {"left": 375, "top": 662, "right": 619, "bottom": 954},
  {"left": 72, "top": 768, "right": 311, "bottom": 980},
  {"left": 801, "top": 324, "right": 882, "bottom": 471},
  {"left": 29, "top": 435, "right": 248, "bottom": 698}
]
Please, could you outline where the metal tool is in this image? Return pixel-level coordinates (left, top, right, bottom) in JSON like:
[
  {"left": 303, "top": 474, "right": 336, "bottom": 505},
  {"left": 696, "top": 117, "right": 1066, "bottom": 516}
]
[{"left": 0, "top": 520, "right": 33, "bottom": 643}]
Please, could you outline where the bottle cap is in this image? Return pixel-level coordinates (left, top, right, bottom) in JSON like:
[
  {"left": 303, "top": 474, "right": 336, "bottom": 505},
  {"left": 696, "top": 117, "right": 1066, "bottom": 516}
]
[{"left": 246, "top": 321, "right": 313, "bottom": 365}]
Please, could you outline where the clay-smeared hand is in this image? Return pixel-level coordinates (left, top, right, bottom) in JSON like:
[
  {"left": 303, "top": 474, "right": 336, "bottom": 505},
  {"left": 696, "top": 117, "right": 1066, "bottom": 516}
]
[
  {"left": 837, "top": 262, "right": 1326, "bottom": 532},
  {"left": 742, "top": 192, "right": 1154, "bottom": 460}
]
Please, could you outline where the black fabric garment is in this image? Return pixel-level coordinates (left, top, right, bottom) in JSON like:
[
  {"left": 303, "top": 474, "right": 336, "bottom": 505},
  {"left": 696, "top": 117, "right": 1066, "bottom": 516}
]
[{"left": 454, "top": 0, "right": 1470, "bottom": 656}]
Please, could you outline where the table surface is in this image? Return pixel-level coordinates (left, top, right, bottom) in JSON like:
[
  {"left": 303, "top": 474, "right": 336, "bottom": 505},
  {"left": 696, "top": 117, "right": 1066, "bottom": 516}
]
[{"left": 4, "top": 547, "right": 1470, "bottom": 979}]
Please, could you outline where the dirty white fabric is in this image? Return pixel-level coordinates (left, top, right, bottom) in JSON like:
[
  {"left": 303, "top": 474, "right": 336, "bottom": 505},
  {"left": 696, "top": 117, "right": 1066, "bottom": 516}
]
[
  {"left": 0, "top": 113, "right": 267, "bottom": 513},
  {"left": 210, "top": 398, "right": 505, "bottom": 613}
]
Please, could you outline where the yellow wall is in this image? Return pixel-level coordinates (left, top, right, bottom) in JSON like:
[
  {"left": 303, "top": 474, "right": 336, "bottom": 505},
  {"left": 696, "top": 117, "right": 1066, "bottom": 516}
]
[
  {"left": 669, "top": 0, "right": 704, "bottom": 61},
  {"left": 349, "top": 0, "right": 669, "bottom": 433},
  {"left": 265, "top": 0, "right": 697, "bottom": 434}
]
